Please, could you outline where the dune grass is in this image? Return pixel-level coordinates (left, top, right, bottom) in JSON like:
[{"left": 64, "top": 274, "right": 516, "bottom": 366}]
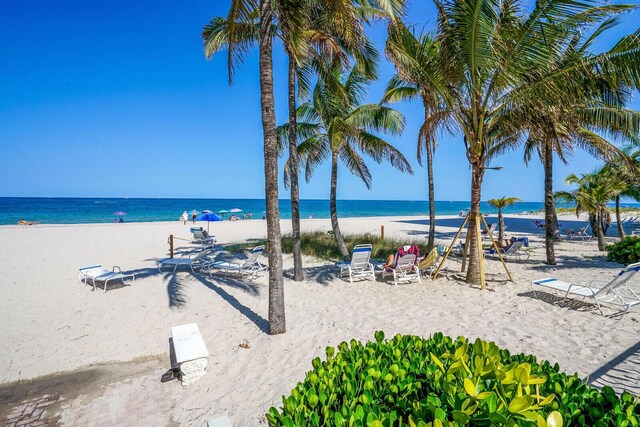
[
  {"left": 224, "top": 231, "right": 428, "bottom": 262},
  {"left": 281, "top": 231, "right": 427, "bottom": 261}
]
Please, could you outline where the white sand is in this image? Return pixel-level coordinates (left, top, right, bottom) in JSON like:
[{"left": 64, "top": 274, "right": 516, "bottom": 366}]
[{"left": 1, "top": 215, "right": 639, "bottom": 425}]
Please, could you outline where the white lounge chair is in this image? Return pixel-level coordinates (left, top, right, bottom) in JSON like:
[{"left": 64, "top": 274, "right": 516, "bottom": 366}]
[
  {"left": 382, "top": 253, "right": 421, "bottom": 285},
  {"left": 78, "top": 265, "right": 135, "bottom": 293},
  {"left": 485, "top": 241, "right": 529, "bottom": 261},
  {"left": 531, "top": 262, "right": 640, "bottom": 318},
  {"left": 568, "top": 225, "right": 592, "bottom": 241},
  {"left": 336, "top": 244, "right": 375, "bottom": 283},
  {"left": 157, "top": 248, "right": 216, "bottom": 274},
  {"left": 191, "top": 228, "right": 216, "bottom": 245},
  {"left": 207, "top": 246, "right": 267, "bottom": 280}
]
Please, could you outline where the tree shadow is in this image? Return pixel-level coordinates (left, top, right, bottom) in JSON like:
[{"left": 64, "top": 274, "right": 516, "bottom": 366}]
[
  {"left": 527, "top": 255, "right": 622, "bottom": 272},
  {"left": 191, "top": 273, "right": 268, "bottom": 334},
  {"left": 588, "top": 340, "right": 640, "bottom": 396},
  {"left": 293, "top": 264, "right": 341, "bottom": 286}
]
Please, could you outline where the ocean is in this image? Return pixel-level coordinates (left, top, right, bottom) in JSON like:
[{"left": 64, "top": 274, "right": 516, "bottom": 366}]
[{"left": 1, "top": 197, "right": 636, "bottom": 225}]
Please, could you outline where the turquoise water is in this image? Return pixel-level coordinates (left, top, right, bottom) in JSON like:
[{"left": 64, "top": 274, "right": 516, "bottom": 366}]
[{"left": 1, "top": 197, "right": 636, "bottom": 225}]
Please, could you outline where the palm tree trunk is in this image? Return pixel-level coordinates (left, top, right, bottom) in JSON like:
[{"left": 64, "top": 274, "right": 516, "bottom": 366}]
[
  {"left": 596, "top": 208, "right": 606, "bottom": 251},
  {"left": 330, "top": 151, "right": 349, "bottom": 258},
  {"left": 287, "top": 56, "right": 304, "bottom": 281},
  {"left": 466, "top": 161, "right": 484, "bottom": 285},
  {"left": 616, "top": 195, "right": 625, "bottom": 239},
  {"left": 426, "top": 136, "right": 436, "bottom": 249},
  {"left": 497, "top": 209, "right": 504, "bottom": 243},
  {"left": 543, "top": 140, "right": 557, "bottom": 265},
  {"left": 259, "top": 0, "right": 285, "bottom": 335}
]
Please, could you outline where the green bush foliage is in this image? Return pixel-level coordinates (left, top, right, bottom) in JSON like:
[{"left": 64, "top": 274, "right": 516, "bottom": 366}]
[
  {"left": 281, "top": 232, "right": 426, "bottom": 261},
  {"left": 266, "top": 332, "right": 639, "bottom": 426},
  {"left": 607, "top": 236, "right": 640, "bottom": 264}
]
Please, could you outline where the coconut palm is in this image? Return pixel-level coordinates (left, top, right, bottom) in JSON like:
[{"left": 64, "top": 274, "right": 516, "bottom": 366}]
[
  {"left": 383, "top": 29, "right": 453, "bottom": 250},
  {"left": 555, "top": 172, "right": 626, "bottom": 251},
  {"left": 486, "top": 197, "right": 521, "bottom": 244},
  {"left": 204, "top": 1, "right": 404, "bottom": 283},
  {"left": 386, "top": 0, "right": 640, "bottom": 286},
  {"left": 286, "top": 66, "right": 412, "bottom": 257},
  {"left": 202, "top": 0, "right": 287, "bottom": 334},
  {"left": 512, "top": 24, "right": 640, "bottom": 265},
  {"left": 602, "top": 149, "right": 640, "bottom": 238}
]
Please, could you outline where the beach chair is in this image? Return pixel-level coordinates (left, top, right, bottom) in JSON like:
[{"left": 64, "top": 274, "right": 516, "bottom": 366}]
[
  {"left": 78, "top": 265, "right": 135, "bottom": 293},
  {"left": 568, "top": 225, "right": 592, "bottom": 241},
  {"left": 531, "top": 263, "right": 640, "bottom": 318},
  {"left": 191, "top": 228, "right": 216, "bottom": 245},
  {"left": 417, "top": 248, "right": 440, "bottom": 278},
  {"left": 336, "top": 244, "right": 375, "bottom": 283},
  {"left": 485, "top": 241, "right": 529, "bottom": 261},
  {"left": 482, "top": 223, "right": 497, "bottom": 240},
  {"left": 207, "top": 246, "right": 268, "bottom": 280},
  {"left": 157, "top": 248, "right": 216, "bottom": 274},
  {"left": 383, "top": 254, "right": 420, "bottom": 285}
]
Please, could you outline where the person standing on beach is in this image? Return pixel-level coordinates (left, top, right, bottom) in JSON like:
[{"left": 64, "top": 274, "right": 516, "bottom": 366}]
[
  {"left": 181, "top": 211, "right": 188, "bottom": 225},
  {"left": 191, "top": 210, "right": 197, "bottom": 224}
]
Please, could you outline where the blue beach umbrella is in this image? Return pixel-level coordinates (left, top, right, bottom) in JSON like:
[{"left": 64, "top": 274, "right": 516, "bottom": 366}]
[{"left": 195, "top": 212, "right": 223, "bottom": 232}]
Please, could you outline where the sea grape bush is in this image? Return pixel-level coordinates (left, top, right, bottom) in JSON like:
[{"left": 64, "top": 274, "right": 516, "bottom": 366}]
[
  {"left": 607, "top": 237, "right": 640, "bottom": 264},
  {"left": 266, "top": 332, "right": 639, "bottom": 426}
]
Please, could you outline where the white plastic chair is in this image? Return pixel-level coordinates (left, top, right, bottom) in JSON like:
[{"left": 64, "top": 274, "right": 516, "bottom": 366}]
[
  {"left": 157, "top": 248, "right": 216, "bottom": 274},
  {"left": 531, "top": 262, "right": 640, "bottom": 318},
  {"left": 207, "top": 246, "right": 268, "bottom": 280},
  {"left": 336, "top": 244, "right": 375, "bottom": 283},
  {"left": 78, "top": 265, "right": 135, "bottom": 293},
  {"left": 382, "top": 253, "right": 420, "bottom": 285},
  {"left": 569, "top": 225, "right": 592, "bottom": 241},
  {"left": 486, "top": 241, "right": 529, "bottom": 261}
]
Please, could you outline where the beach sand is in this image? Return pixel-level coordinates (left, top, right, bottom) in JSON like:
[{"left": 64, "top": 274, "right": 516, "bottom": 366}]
[{"left": 1, "top": 214, "right": 639, "bottom": 425}]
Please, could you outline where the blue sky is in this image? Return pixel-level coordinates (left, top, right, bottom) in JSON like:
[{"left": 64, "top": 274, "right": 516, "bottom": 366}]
[{"left": 0, "top": 0, "right": 638, "bottom": 201}]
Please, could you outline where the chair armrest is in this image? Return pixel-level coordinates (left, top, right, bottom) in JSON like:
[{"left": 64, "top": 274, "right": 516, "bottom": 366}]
[{"left": 112, "top": 266, "right": 122, "bottom": 273}]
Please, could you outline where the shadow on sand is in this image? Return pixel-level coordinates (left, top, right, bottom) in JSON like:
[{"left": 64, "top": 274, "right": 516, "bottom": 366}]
[{"left": 589, "top": 340, "right": 640, "bottom": 396}]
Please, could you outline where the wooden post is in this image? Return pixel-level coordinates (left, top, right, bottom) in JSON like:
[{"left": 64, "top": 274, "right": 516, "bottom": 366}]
[
  {"left": 474, "top": 213, "right": 486, "bottom": 290},
  {"left": 480, "top": 214, "right": 513, "bottom": 282},
  {"left": 381, "top": 225, "right": 385, "bottom": 240},
  {"left": 461, "top": 224, "right": 471, "bottom": 272},
  {"left": 169, "top": 234, "right": 174, "bottom": 258},
  {"left": 433, "top": 213, "right": 470, "bottom": 280}
]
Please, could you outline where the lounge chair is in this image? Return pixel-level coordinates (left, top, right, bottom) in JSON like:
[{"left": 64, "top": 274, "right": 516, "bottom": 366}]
[
  {"left": 157, "top": 248, "right": 217, "bottom": 274},
  {"left": 568, "top": 225, "right": 592, "bottom": 241},
  {"left": 485, "top": 241, "right": 529, "bottom": 261},
  {"left": 191, "top": 228, "right": 216, "bottom": 245},
  {"left": 336, "top": 244, "right": 375, "bottom": 283},
  {"left": 78, "top": 265, "right": 135, "bottom": 293},
  {"left": 531, "top": 262, "right": 640, "bottom": 318},
  {"left": 418, "top": 248, "right": 440, "bottom": 278},
  {"left": 207, "top": 245, "right": 268, "bottom": 280},
  {"left": 382, "top": 253, "right": 420, "bottom": 285}
]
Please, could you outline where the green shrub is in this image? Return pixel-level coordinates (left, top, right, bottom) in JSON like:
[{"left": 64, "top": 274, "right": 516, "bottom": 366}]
[
  {"left": 607, "top": 236, "right": 640, "bottom": 264},
  {"left": 281, "top": 232, "right": 426, "bottom": 261},
  {"left": 266, "top": 332, "right": 639, "bottom": 426}
]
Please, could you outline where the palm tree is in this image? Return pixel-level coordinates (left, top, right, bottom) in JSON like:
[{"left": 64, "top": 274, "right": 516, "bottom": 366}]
[
  {"left": 204, "top": 1, "right": 402, "bottom": 283},
  {"left": 202, "top": 0, "right": 286, "bottom": 334},
  {"left": 486, "top": 197, "right": 521, "bottom": 244},
  {"left": 383, "top": 29, "right": 452, "bottom": 250},
  {"left": 386, "top": 0, "right": 640, "bottom": 286},
  {"left": 286, "top": 66, "right": 412, "bottom": 257},
  {"left": 514, "top": 23, "right": 640, "bottom": 265},
  {"left": 555, "top": 172, "right": 626, "bottom": 251},
  {"left": 602, "top": 149, "right": 640, "bottom": 238}
]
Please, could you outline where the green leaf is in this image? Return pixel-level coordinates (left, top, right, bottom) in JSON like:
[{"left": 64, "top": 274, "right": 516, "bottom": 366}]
[
  {"left": 546, "top": 411, "right": 563, "bottom": 427},
  {"left": 509, "top": 396, "right": 534, "bottom": 413}
]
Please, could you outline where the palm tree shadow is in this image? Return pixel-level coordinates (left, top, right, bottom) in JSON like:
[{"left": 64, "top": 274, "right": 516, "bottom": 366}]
[
  {"left": 588, "top": 340, "right": 640, "bottom": 396},
  {"left": 191, "top": 273, "right": 269, "bottom": 334},
  {"left": 295, "top": 263, "right": 354, "bottom": 286}
]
